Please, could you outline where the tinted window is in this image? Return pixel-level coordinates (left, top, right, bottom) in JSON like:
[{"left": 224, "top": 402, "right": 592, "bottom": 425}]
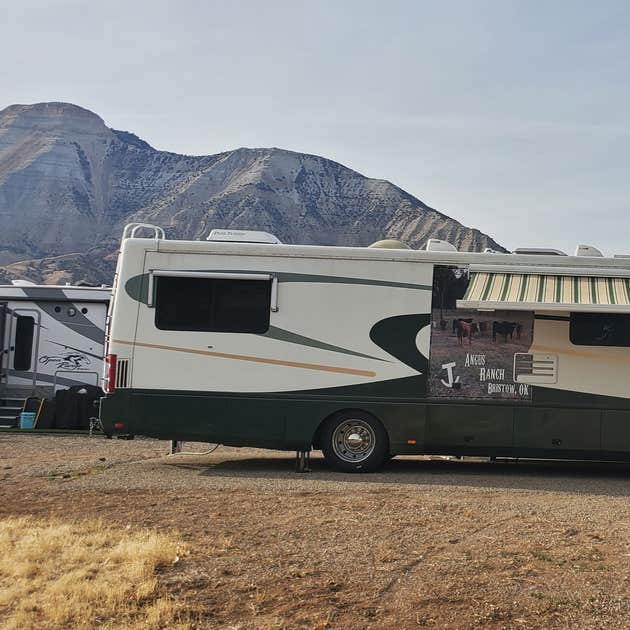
[
  {"left": 570, "top": 313, "right": 630, "bottom": 347},
  {"left": 155, "top": 276, "right": 271, "bottom": 333},
  {"left": 14, "top": 315, "right": 34, "bottom": 371}
]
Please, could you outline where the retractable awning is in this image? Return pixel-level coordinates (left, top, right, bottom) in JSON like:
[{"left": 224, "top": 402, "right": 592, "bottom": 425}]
[{"left": 457, "top": 269, "right": 630, "bottom": 313}]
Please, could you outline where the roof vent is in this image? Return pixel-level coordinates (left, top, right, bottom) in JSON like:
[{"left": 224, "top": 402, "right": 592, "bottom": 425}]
[
  {"left": 11, "top": 279, "right": 37, "bottom": 286},
  {"left": 513, "top": 247, "right": 567, "bottom": 256},
  {"left": 207, "top": 229, "right": 282, "bottom": 244},
  {"left": 368, "top": 239, "right": 411, "bottom": 250},
  {"left": 574, "top": 244, "right": 603, "bottom": 257},
  {"left": 426, "top": 239, "right": 457, "bottom": 253},
  {"left": 483, "top": 248, "right": 499, "bottom": 254}
]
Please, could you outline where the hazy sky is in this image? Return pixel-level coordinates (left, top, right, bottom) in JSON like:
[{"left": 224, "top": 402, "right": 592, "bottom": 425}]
[{"left": 2, "top": 0, "right": 629, "bottom": 254}]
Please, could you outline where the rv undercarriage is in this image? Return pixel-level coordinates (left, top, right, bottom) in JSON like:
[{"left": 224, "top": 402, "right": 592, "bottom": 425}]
[{"left": 100, "top": 387, "right": 630, "bottom": 472}]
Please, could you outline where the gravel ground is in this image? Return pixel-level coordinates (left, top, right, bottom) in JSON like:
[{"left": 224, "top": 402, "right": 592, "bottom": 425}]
[{"left": 1, "top": 433, "right": 629, "bottom": 629}]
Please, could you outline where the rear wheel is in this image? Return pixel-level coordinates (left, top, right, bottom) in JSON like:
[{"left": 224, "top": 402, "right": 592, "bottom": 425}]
[{"left": 321, "top": 411, "right": 388, "bottom": 472}]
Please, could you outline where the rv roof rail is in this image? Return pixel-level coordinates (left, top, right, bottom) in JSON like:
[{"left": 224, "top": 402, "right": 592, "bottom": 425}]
[{"left": 122, "top": 223, "right": 165, "bottom": 241}]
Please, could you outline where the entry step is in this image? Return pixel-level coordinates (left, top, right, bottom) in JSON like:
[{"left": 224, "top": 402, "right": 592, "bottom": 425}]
[{"left": 0, "top": 399, "right": 25, "bottom": 407}]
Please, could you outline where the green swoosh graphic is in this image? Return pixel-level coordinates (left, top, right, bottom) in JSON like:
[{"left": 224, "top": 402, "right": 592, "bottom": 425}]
[{"left": 126, "top": 271, "right": 431, "bottom": 304}]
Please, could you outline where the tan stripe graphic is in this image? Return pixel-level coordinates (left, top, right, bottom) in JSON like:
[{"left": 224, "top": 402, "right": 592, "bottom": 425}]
[
  {"left": 525, "top": 275, "right": 540, "bottom": 302},
  {"left": 113, "top": 339, "right": 376, "bottom": 377},
  {"left": 506, "top": 275, "right": 522, "bottom": 301},
  {"left": 543, "top": 275, "right": 556, "bottom": 303},
  {"left": 464, "top": 272, "right": 482, "bottom": 299},
  {"left": 584, "top": 276, "right": 591, "bottom": 304}
]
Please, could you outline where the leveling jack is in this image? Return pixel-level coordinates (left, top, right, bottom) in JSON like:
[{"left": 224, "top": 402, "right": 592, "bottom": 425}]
[{"left": 295, "top": 450, "right": 311, "bottom": 473}]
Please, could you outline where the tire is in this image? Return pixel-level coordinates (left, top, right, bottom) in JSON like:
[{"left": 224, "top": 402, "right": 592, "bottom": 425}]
[{"left": 321, "top": 411, "right": 389, "bottom": 473}]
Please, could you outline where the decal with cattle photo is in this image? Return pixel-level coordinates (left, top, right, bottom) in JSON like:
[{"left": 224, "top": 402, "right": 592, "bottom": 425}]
[{"left": 429, "top": 265, "right": 534, "bottom": 400}]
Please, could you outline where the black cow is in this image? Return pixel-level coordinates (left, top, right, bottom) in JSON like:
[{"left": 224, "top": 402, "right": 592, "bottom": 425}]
[{"left": 492, "top": 321, "right": 519, "bottom": 342}]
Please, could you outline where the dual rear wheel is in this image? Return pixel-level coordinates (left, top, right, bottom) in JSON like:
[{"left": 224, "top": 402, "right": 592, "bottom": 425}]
[{"left": 320, "top": 411, "right": 389, "bottom": 472}]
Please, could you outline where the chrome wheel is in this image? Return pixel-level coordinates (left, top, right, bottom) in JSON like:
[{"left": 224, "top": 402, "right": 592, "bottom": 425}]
[{"left": 331, "top": 419, "right": 376, "bottom": 463}]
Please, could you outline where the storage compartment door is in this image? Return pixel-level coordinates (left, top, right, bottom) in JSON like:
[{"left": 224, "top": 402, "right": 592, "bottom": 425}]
[
  {"left": 514, "top": 407, "right": 601, "bottom": 455},
  {"left": 602, "top": 411, "right": 630, "bottom": 454}
]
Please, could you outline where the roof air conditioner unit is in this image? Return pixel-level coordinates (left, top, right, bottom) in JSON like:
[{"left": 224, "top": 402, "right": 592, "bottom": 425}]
[
  {"left": 426, "top": 239, "right": 457, "bottom": 253},
  {"left": 513, "top": 247, "right": 567, "bottom": 256},
  {"left": 207, "top": 229, "right": 282, "bottom": 244},
  {"left": 574, "top": 244, "right": 603, "bottom": 257}
]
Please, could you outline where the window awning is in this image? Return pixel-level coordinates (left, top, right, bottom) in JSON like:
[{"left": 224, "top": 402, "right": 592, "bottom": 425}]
[{"left": 457, "top": 272, "right": 630, "bottom": 313}]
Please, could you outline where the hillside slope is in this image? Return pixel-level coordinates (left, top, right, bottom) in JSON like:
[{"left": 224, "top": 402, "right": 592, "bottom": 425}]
[{"left": 0, "top": 102, "right": 504, "bottom": 284}]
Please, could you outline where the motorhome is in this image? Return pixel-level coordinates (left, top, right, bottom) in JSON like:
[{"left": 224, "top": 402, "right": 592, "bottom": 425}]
[
  {"left": 0, "top": 282, "right": 110, "bottom": 427},
  {"left": 100, "top": 225, "right": 630, "bottom": 471}
]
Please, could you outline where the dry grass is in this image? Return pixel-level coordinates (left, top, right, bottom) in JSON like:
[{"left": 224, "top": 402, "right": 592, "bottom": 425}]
[
  {"left": 2, "top": 436, "right": 630, "bottom": 628},
  {"left": 0, "top": 517, "right": 190, "bottom": 630}
]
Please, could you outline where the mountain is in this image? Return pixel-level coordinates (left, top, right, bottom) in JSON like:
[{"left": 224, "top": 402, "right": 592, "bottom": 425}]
[{"left": 0, "top": 102, "right": 505, "bottom": 284}]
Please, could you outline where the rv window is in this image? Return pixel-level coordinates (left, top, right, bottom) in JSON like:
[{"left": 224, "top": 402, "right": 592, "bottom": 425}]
[
  {"left": 570, "top": 313, "right": 630, "bottom": 347},
  {"left": 155, "top": 276, "right": 271, "bottom": 333},
  {"left": 13, "top": 315, "right": 35, "bottom": 371}
]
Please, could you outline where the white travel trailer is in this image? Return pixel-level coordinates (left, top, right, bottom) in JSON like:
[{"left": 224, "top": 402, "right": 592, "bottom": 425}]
[
  {"left": 100, "top": 225, "right": 630, "bottom": 471},
  {"left": 0, "top": 282, "right": 110, "bottom": 427}
]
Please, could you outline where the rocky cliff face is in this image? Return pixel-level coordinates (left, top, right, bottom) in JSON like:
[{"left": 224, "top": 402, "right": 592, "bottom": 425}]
[{"left": 0, "top": 102, "right": 505, "bottom": 284}]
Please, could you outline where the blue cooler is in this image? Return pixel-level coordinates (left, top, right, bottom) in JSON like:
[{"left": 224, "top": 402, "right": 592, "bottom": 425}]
[{"left": 20, "top": 412, "right": 36, "bottom": 430}]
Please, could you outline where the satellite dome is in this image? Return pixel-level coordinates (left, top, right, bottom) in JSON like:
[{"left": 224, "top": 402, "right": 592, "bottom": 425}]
[{"left": 368, "top": 239, "right": 411, "bottom": 250}]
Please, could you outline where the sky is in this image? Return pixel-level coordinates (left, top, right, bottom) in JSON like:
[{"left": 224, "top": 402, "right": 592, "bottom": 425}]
[{"left": 1, "top": 0, "right": 629, "bottom": 254}]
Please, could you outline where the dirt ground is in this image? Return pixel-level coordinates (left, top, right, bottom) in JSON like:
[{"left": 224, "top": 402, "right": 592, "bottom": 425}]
[{"left": 1, "top": 433, "right": 629, "bottom": 629}]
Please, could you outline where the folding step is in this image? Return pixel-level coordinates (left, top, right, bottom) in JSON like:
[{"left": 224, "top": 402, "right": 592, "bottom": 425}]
[
  {"left": 0, "top": 397, "right": 34, "bottom": 428},
  {"left": 0, "top": 398, "right": 26, "bottom": 408}
]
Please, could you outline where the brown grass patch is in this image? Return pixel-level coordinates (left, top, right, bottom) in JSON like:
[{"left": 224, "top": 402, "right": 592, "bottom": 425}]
[{"left": 0, "top": 517, "right": 191, "bottom": 629}]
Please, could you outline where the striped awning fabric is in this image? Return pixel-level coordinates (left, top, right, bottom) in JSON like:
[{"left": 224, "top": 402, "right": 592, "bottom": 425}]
[{"left": 458, "top": 272, "right": 630, "bottom": 312}]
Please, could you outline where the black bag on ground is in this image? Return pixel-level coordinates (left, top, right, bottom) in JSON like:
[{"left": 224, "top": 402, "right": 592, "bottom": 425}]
[
  {"left": 54, "top": 384, "right": 104, "bottom": 430},
  {"left": 36, "top": 399, "right": 56, "bottom": 429}
]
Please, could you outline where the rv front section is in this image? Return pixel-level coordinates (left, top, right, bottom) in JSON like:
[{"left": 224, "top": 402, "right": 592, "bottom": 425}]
[{"left": 101, "top": 236, "right": 630, "bottom": 470}]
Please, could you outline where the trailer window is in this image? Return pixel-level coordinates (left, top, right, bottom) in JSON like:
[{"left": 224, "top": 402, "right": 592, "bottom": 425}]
[
  {"left": 570, "top": 313, "right": 630, "bottom": 347},
  {"left": 155, "top": 276, "right": 271, "bottom": 333}
]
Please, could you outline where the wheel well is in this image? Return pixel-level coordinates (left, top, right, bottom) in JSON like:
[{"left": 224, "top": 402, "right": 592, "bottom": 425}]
[{"left": 311, "top": 408, "right": 384, "bottom": 450}]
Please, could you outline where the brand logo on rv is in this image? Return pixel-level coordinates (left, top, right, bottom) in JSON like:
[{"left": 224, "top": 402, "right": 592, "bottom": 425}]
[
  {"left": 39, "top": 353, "right": 91, "bottom": 371},
  {"left": 440, "top": 361, "right": 460, "bottom": 388}
]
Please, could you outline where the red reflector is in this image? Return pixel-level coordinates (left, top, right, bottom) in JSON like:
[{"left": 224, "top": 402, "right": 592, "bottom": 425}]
[
  {"left": 407, "top": 439, "right": 417, "bottom": 445},
  {"left": 114, "top": 422, "right": 124, "bottom": 430},
  {"left": 106, "top": 354, "right": 117, "bottom": 393}
]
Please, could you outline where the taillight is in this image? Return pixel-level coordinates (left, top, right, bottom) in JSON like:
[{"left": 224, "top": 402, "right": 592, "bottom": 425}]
[{"left": 105, "top": 354, "right": 117, "bottom": 393}]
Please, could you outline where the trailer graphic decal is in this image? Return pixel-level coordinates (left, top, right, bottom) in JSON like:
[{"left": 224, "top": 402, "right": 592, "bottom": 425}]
[
  {"left": 429, "top": 266, "right": 533, "bottom": 401},
  {"left": 39, "top": 352, "right": 91, "bottom": 371}
]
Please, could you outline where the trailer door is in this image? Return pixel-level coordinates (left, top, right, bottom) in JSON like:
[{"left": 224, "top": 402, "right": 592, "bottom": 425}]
[
  {"left": 0, "top": 303, "right": 6, "bottom": 382},
  {"left": 7, "top": 308, "right": 40, "bottom": 390}
]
